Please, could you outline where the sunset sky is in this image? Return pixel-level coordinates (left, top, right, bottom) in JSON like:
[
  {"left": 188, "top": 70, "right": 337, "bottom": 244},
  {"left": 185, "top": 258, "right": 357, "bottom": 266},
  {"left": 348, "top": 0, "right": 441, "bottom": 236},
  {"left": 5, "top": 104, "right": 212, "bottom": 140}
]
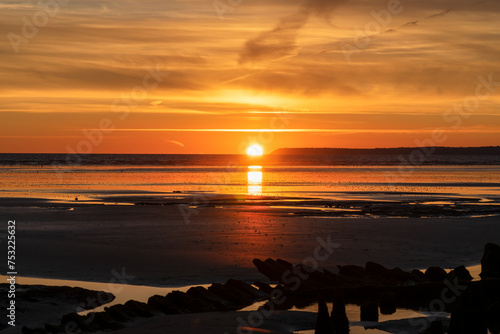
[{"left": 1, "top": 0, "right": 500, "bottom": 153}]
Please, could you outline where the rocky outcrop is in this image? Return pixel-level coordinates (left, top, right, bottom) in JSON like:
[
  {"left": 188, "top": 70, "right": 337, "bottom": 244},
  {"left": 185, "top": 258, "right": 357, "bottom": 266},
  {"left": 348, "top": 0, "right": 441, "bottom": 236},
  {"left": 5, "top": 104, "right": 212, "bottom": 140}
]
[
  {"left": 0, "top": 284, "right": 114, "bottom": 331},
  {"left": 23, "top": 279, "right": 268, "bottom": 334},
  {"left": 425, "top": 266, "right": 448, "bottom": 282},
  {"left": 480, "top": 243, "right": 500, "bottom": 279},
  {"left": 447, "top": 265, "right": 473, "bottom": 282},
  {"left": 449, "top": 243, "right": 500, "bottom": 333},
  {"left": 360, "top": 302, "right": 379, "bottom": 322},
  {"left": 253, "top": 258, "right": 443, "bottom": 291},
  {"left": 379, "top": 291, "right": 397, "bottom": 315}
]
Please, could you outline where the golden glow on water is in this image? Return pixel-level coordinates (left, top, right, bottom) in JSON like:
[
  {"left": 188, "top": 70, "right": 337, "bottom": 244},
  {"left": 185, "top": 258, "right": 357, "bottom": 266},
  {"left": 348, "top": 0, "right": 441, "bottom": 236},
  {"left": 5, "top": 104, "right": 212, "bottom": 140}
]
[
  {"left": 248, "top": 166, "right": 263, "bottom": 195},
  {"left": 0, "top": 165, "right": 499, "bottom": 200}
]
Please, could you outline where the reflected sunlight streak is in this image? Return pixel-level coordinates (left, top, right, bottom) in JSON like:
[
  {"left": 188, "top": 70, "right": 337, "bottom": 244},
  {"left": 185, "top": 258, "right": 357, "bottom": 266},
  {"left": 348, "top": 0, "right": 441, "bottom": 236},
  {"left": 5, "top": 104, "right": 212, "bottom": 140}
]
[{"left": 247, "top": 166, "right": 263, "bottom": 195}]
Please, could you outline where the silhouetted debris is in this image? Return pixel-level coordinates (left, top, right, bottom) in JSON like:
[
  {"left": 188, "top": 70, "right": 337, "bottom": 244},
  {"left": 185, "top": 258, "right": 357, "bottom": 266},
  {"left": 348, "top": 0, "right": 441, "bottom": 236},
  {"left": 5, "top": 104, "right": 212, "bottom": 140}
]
[
  {"left": 330, "top": 293, "right": 349, "bottom": 334},
  {"left": 379, "top": 291, "right": 397, "bottom": 315},
  {"left": 164, "top": 290, "right": 218, "bottom": 313},
  {"left": 186, "top": 286, "right": 233, "bottom": 310},
  {"left": 450, "top": 279, "right": 500, "bottom": 332},
  {"left": 411, "top": 269, "right": 427, "bottom": 282},
  {"left": 123, "top": 300, "right": 157, "bottom": 318},
  {"left": 447, "top": 265, "right": 473, "bottom": 282},
  {"left": 449, "top": 243, "right": 500, "bottom": 333},
  {"left": 360, "top": 302, "right": 379, "bottom": 322},
  {"left": 481, "top": 243, "right": 500, "bottom": 279},
  {"left": 23, "top": 243, "right": 500, "bottom": 334},
  {"left": 254, "top": 280, "right": 274, "bottom": 294},
  {"left": 315, "top": 295, "right": 334, "bottom": 334},
  {"left": 89, "top": 311, "right": 125, "bottom": 331},
  {"left": 61, "top": 312, "right": 100, "bottom": 332},
  {"left": 225, "top": 278, "right": 268, "bottom": 300},
  {"left": 147, "top": 294, "right": 187, "bottom": 314},
  {"left": 105, "top": 304, "right": 136, "bottom": 321},
  {"left": 425, "top": 266, "right": 448, "bottom": 282}
]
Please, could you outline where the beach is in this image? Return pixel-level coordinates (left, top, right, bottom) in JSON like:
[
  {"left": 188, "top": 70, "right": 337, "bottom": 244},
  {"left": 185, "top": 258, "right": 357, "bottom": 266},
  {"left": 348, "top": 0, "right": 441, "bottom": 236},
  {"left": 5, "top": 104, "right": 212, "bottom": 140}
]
[
  {"left": 4, "top": 198, "right": 500, "bottom": 287},
  {"left": 1, "top": 155, "right": 500, "bottom": 333}
]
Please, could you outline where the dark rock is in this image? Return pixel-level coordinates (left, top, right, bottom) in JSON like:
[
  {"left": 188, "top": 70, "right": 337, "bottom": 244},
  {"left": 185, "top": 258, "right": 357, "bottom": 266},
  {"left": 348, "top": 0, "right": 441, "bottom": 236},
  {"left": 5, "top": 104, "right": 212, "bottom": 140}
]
[
  {"left": 225, "top": 279, "right": 268, "bottom": 299},
  {"left": 481, "top": 243, "right": 500, "bottom": 279},
  {"left": 338, "top": 265, "right": 368, "bottom": 283},
  {"left": 253, "top": 259, "right": 285, "bottom": 281},
  {"left": 293, "top": 265, "right": 333, "bottom": 290},
  {"left": 487, "top": 301, "right": 500, "bottom": 334},
  {"left": 123, "top": 300, "right": 157, "bottom": 318},
  {"left": 254, "top": 281, "right": 274, "bottom": 295},
  {"left": 147, "top": 294, "right": 186, "bottom": 314},
  {"left": 311, "top": 269, "right": 345, "bottom": 288},
  {"left": 186, "top": 286, "right": 232, "bottom": 310},
  {"left": 60, "top": 312, "right": 101, "bottom": 332},
  {"left": 104, "top": 304, "right": 135, "bottom": 322},
  {"left": 447, "top": 265, "right": 473, "bottom": 282},
  {"left": 323, "top": 269, "right": 348, "bottom": 286},
  {"left": 389, "top": 267, "right": 417, "bottom": 282},
  {"left": 425, "top": 267, "right": 447, "bottom": 282},
  {"left": 379, "top": 291, "right": 397, "bottom": 315},
  {"left": 265, "top": 259, "right": 292, "bottom": 277},
  {"left": 411, "top": 269, "right": 427, "bottom": 282},
  {"left": 448, "top": 279, "right": 500, "bottom": 334},
  {"left": 88, "top": 312, "right": 125, "bottom": 331},
  {"left": 315, "top": 295, "right": 334, "bottom": 334},
  {"left": 330, "top": 294, "right": 349, "bottom": 334},
  {"left": 365, "top": 261, "right": 391, "bottom": 278},
  {"left": 276, "top": 258, "right": 294, "bottom": 270},
  {"left": 208, "top": 283, "right": 254, "bottom": 306},
  {"left": 165, "top": 290, "right": 218, "bottom": 313},
  {"left": 223, "top": 283, "right": 260, "bottom": 303},
  {"left": 360, "top": 302, "right": 379, "bottom": 322}
]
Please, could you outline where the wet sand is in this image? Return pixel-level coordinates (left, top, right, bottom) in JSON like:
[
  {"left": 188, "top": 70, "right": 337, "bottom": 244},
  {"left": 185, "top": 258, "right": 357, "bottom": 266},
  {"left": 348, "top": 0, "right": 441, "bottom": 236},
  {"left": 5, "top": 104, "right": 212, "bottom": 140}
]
[{"left": 1, "top": 195, "right": 499, "bottom": 287}]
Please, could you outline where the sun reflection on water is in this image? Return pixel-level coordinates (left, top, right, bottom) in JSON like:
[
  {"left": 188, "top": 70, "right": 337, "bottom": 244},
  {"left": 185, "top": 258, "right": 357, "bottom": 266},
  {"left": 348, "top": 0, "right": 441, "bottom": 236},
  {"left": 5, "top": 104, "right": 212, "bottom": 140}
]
[{"left": 247, "top": 166, "right": 262, "bottom": 195}]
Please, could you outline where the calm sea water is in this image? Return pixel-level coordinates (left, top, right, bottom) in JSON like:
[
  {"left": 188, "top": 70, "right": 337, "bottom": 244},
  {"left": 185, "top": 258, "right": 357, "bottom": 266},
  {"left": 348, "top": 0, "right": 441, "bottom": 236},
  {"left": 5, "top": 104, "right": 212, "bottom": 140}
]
[{"left": 1, "top": 154, "right": 499, "bottom": 201}]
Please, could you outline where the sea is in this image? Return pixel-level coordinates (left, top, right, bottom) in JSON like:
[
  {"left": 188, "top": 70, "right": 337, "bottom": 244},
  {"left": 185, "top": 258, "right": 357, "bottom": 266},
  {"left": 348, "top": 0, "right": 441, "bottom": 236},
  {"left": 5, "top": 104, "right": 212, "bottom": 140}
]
[{"left": 0, "top": 153, "right": 499, "bottom": 204}]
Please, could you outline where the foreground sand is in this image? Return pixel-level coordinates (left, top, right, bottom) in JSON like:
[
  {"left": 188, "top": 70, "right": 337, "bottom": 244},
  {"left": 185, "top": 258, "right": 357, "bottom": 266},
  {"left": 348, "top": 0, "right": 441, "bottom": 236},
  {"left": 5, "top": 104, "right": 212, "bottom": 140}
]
[{"left": 113, "top": 310, "right": 317, "bottom": 334}]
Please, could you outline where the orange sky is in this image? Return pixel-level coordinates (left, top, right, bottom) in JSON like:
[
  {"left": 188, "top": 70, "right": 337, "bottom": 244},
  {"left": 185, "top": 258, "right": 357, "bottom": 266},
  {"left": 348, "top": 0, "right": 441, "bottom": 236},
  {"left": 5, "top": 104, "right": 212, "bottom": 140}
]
[{"left": 1, "top": 0, "right": 499, "bottom": 153}]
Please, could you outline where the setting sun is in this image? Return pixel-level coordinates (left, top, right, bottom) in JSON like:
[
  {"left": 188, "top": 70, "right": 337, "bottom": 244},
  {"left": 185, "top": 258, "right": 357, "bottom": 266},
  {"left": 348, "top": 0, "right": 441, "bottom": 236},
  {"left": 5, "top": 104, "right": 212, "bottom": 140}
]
[{"left": 247, "top": 144, "right": 264, "bottom": 156}]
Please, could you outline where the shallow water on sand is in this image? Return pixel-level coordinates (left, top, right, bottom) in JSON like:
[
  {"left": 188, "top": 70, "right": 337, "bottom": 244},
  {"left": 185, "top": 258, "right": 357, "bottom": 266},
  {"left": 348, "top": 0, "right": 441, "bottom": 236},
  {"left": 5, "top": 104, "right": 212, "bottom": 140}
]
[{"left": 1, "top": 165, "right": 499, "bottom": 199}]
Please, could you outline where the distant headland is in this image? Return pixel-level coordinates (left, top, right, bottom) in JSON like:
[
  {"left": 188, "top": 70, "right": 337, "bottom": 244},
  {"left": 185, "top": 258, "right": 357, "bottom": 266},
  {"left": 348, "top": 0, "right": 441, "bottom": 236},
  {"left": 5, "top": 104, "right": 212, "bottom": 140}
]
[{"left": 271, "top": 146, "right": 500, "bottom": 155}]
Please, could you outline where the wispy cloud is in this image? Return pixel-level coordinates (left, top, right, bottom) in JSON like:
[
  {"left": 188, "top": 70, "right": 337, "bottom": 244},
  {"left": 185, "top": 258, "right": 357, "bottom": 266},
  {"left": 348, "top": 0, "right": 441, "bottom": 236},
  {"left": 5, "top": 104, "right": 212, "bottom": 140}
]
[
  {"left": 166, "top": 139, "right": 185, "bottom": 147},
  {"left": 239, "top": 0, "right": 348, "bottom": 64}
]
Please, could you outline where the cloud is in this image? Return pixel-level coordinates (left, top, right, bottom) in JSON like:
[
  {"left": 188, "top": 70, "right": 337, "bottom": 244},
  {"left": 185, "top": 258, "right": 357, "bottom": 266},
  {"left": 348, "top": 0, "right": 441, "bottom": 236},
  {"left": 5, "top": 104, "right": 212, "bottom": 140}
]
[
  {"left": 239, "top": 0, "right": 348, "bottom": 65},
  {"left": 426, "top": 8, "right": 453, "bottom": 19},
  {"left": 166, "top": 140, "right": 185, "bottom": 148},
  {"left": 399, "top": 8, "right": 452, "bottom": 27}
]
